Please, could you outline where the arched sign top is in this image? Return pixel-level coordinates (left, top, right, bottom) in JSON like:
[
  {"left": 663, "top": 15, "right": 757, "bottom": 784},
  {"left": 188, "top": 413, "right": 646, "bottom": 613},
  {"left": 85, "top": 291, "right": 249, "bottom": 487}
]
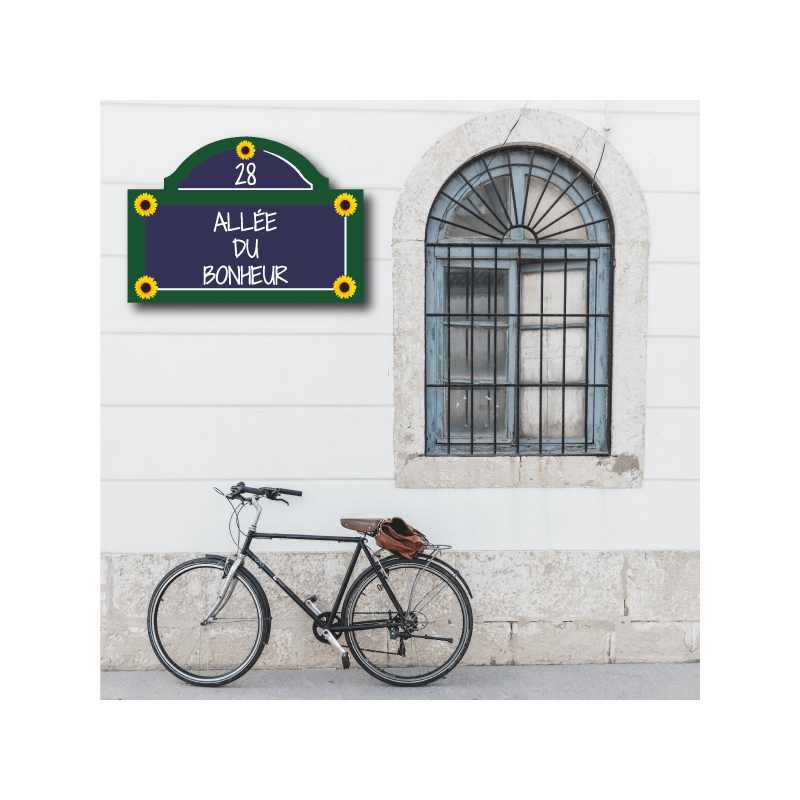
[{"left": 163, "top": 137, "right": 329, "bottom": 192}]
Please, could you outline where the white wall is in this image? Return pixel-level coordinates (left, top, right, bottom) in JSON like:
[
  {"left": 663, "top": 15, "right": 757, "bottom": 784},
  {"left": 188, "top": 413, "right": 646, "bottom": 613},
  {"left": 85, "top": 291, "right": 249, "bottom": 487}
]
[{"left": 101, "top": 100, "right": 699, "bottom": 553}]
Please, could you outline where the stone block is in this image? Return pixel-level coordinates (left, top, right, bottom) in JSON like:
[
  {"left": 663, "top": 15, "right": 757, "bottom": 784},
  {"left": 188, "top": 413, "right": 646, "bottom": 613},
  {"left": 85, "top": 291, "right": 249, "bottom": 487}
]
[
  {"left": 511, "top": 621, "right": 611, "bottom": 664},
  {"left": 614, "top": 621, "right": 696, "bottom": 663},
  {"left": 625, "top": 550, "right": 700, "bottom": 621}
]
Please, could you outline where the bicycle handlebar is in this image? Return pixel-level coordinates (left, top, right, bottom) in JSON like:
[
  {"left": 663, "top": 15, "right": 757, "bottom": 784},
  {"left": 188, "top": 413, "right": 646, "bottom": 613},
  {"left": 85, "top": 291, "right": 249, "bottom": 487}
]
[{"left": 227, "top": 482, "right": 303, "bottom": 499}]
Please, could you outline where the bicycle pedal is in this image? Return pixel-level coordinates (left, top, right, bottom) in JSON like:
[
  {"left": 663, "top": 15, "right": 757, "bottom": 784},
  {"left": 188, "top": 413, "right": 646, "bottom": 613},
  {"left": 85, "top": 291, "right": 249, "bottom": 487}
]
[
  {"left": 305, "top": 594, "right": 318, "bottom": 603},
  {"left": 342, "top": 653, "right": 350, "bottom": 670}
]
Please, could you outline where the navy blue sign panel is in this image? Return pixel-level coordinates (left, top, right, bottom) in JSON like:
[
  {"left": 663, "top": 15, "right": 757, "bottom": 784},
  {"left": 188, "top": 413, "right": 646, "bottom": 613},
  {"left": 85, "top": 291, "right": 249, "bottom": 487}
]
[
  {"left": 145, "top": 205, "right": 345, "bottom": 290},
  {"left": 127, "top": 137, "right": 364, "bottom": 304}
]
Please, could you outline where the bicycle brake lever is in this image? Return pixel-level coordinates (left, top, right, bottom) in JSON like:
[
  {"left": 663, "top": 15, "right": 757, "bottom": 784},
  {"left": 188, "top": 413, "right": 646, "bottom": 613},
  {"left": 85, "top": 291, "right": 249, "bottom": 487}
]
[{"left": 265, "top": 491, "right": 289, "bottom": 506}]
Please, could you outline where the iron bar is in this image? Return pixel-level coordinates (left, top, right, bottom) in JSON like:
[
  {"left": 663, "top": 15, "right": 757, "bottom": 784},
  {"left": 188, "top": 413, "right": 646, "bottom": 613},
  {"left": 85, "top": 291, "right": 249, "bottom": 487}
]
[
  {"left": 506, "top": 150, "right": 519, "bottom": 225},
  {"left": 429, "top": 239, "right": 611, "bottom": 248},
  {"left": 427, "top": 382, "right": 610, "bottom": 388},
  {"left": 562, "top": 246, "right": 567, "bottom": 453},
  {"left": 585, "top": 246, "right": 590, "bottom": 452},
  {"left": 479, "top": 155, "right": 513, "bottom": 227},
  {"left": 526, "top": 156, "right": 560, "bottom": 228},
  {"left": 515, "top": 244, "right": 521, "bottom": 453},
  {"left": 539, "top": 245, "right": 544, "bottom": 454},
  {"left": 470, "top": 245, "right": 474, "bottom": 454},
  {"left": 447, "top": 245, "right": 451, "bottom": 454},
  {"left": 522, "top": 147, "right": 536, "bottom": 225},
  {"left": 493, "top": 246, "right": 498, "bottom": 454},
  {"left": 426, "top": 312, "right": 609, "bottom": 317}
]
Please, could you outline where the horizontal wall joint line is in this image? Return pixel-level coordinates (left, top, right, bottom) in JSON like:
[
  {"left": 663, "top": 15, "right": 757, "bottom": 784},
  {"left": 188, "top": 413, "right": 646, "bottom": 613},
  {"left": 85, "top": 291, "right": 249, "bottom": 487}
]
[
  {"left": 101, "top": 331, "right": 393, "bottom": 337},
  {"left": 102, "top": 404, "right": 393, "bottom": 409},
  {"left": 101, "top": 477, "right": 395, "bottom": 482}
]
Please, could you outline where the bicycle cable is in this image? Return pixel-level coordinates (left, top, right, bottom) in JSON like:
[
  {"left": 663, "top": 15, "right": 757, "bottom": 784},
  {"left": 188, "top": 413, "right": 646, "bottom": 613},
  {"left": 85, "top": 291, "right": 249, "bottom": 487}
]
[{"left": 214, "top": 487, "right": 247, "bottom": 550}]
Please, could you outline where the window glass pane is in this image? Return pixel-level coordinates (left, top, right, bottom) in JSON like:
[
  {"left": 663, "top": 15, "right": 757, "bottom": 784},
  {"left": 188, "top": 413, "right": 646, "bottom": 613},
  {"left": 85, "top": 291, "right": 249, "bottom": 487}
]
[
  {"left": 447, "top": 268, "right": 508, "bottom": 316},
  {"left": 521, "top": 264, "right": 587, "bottom": 327},
  {"left": 520, "top": 387, "right": 586, "bottom": 439},
  {"left": 446, "top": 388, "right": 508, "bottom": 439},
  {"left": 523, "top": 177, "right": 588, "bottom": 240},
  {"left": 520, "top": 327, "right": 587, "bottom": 384},
  {"left": 445, "top": 325, "right": 508, "bottom": 382},
  {"left": 444, "top": 177, "right": 510, "bottom": 239}
]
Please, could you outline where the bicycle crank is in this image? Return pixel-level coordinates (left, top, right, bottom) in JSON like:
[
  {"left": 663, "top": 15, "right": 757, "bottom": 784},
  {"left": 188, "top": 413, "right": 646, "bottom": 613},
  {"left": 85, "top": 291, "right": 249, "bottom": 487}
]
[{"left": 321, "top": 629, "right": 350, "bottom": 669}]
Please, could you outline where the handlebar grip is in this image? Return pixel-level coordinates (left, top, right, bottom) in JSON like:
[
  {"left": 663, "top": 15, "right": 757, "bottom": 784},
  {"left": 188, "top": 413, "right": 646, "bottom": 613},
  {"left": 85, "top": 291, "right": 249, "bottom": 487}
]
[
  {"left": 241, "top": 485, "right": 265, "bottom": 496},
  {"left": 278, "top": 487, "right": 303, "bottom": 497}
]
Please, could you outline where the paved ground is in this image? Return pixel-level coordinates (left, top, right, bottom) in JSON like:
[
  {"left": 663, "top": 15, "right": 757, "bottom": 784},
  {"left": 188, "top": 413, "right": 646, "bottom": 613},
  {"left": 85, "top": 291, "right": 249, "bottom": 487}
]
[{"left": 101, "top": 662, "right": 699, "bottom": 700}]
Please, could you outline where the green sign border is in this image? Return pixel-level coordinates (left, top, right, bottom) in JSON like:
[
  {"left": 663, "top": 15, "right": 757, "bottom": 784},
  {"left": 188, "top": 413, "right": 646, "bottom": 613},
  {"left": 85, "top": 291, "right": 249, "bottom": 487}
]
[{"left": 127, "top": 137, "right": 364, "bottom": 304}]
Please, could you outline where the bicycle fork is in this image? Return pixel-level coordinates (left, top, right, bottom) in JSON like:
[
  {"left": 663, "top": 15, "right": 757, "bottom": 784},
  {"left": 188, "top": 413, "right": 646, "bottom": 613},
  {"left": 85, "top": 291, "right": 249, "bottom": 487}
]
[
  {"left": 202, "top": 498, "right": 263, "bottom": 625},
  {"left": 201, "top": 553, "right": 245, "bottom": 624}
]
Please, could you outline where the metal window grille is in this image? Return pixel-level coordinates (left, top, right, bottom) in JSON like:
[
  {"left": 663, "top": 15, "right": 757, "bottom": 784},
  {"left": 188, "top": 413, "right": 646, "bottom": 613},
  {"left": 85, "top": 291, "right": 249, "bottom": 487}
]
[{"left": 424, "top": 146, "right": 614, "bottom": 457}]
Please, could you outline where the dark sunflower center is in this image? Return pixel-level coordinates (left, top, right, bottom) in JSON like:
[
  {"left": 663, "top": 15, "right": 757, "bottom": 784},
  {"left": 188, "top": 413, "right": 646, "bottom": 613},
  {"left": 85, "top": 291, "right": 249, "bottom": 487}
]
[
  {"left": 340, "top": 200, "right": 350, "bottom": 210},
  {"left": 141, "top": 200, "right": 151, "bottom": 210},
  {"left": 141, "top": 283, "right": 151, "bottom": 293},
  {"left": 340, "top": 282, "right": 350, "bottom": 292},
  {"left": 242, "top": 146, "right": 250, "bottom": 155}
]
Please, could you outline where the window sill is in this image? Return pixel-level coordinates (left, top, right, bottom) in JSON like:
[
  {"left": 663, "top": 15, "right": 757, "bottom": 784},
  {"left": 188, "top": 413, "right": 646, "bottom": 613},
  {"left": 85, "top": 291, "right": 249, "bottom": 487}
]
[{"left": 395, "top": 453, "right": 642, "bottom": 489}]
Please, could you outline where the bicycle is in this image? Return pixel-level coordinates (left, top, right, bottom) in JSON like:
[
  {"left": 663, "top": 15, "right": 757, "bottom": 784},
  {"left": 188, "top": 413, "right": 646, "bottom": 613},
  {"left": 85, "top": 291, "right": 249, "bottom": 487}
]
[{"left": 147, "top": 482, "right": 474, "bottom": 687}]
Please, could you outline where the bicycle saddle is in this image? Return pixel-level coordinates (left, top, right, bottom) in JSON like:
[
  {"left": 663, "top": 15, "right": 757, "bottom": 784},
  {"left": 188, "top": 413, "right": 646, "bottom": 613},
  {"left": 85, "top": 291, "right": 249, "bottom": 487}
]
[{"left": 340, "top": 518, "right": 382, "bottom": 533}]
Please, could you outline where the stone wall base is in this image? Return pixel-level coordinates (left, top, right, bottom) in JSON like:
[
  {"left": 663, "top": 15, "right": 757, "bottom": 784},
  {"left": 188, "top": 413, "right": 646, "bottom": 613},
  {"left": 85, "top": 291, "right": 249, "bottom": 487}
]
[{"left": 101, "top": 550, "right": 699, "bottom": 670}]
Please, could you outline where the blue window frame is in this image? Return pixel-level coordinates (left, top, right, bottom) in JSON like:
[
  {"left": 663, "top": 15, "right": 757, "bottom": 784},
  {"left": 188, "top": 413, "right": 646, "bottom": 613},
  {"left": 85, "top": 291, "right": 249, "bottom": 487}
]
[{"left": 424, "top": 146, "right": 614, "bottom": 456}]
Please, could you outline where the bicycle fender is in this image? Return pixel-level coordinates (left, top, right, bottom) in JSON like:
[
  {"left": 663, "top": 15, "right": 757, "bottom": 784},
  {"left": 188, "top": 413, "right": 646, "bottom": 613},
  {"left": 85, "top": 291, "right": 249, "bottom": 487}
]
[
  {"left": 372, "top": 553, "right": 473, "bottom": 600},
  {"left": 204, "top": 554, "right": 272, "bottom": 645}
]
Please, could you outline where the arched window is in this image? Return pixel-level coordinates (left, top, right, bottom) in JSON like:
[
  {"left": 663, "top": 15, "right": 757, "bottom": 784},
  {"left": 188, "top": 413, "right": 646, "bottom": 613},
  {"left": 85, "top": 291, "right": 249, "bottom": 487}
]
[{"left": 425, "top": 146, "right": 613, "bottom": 455}]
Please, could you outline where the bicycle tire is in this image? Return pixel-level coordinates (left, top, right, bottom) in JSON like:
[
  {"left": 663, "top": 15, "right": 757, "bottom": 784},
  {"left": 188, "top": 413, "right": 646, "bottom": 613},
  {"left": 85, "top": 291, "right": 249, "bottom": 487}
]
[
  {"left": 147, "top": 557, "right": 270, "bottom": 687},
  {"left": 342, "top": 557, "right": 473, "bottom": 687}
]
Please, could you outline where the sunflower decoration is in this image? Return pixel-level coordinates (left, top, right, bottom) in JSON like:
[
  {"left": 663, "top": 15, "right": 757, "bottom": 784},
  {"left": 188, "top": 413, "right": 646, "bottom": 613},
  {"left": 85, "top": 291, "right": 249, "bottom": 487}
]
[
  {"left": 334, "top": 193, "right": 357, "bottom": 217},
  {"left": 333, "top": 275, "right": 356, "bottom": 299},
  {"left": 236, "top": 140, "right": 256, "bottom": 160},
  {"left": 134, "top": 193, "right": 157, "bottom": 217},
  {"left": 135, "top": 276, "right": 158, "bottom": 300}
]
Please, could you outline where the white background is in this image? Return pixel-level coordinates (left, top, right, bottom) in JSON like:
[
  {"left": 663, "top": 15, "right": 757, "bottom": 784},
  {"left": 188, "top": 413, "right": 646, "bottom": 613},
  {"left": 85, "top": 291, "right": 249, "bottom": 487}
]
[{"left": 101, "top": 100, "right": 700, "bottom": 552}]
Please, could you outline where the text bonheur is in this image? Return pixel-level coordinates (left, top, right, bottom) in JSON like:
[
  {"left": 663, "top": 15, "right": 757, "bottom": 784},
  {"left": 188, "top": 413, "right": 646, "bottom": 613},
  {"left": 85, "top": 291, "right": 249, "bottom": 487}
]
[{"left": 204, "top": 209, "right": 288, "bottom": 286}]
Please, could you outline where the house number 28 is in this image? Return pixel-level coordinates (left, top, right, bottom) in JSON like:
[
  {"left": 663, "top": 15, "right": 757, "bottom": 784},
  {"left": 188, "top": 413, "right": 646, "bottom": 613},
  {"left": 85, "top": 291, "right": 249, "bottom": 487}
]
[{"left": 235, "top": 163, "right": 257, "bottom": 186}]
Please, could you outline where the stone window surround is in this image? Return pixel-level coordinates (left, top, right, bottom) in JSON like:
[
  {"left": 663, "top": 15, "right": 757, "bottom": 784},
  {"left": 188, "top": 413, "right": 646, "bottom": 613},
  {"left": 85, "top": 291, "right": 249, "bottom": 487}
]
[{"left": 392, "top": 109, "right": 649, "bottom": 489}]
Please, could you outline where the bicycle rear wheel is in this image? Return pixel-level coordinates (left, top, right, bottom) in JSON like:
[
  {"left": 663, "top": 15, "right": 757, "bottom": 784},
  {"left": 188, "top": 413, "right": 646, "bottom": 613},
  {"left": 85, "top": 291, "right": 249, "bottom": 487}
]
[
  {"left": 343, "top": 558, "right": 472, "bottom": 687},
  {"left": 147, "top": 558, "right": 269, "bottom": 687}
]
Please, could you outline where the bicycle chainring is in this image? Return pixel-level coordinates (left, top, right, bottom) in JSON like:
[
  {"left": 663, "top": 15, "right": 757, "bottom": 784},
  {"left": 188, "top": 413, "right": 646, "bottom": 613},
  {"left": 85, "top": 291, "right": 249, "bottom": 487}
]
[{"left": 313, "top": 612, "right": 342, "bottom": 644}]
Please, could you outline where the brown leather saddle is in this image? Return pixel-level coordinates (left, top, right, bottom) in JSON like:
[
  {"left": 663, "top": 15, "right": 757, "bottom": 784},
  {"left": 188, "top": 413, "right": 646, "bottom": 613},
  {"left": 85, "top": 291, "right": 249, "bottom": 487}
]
[{"left": 340, "top": 518, "right": 382, "bottom": 533}]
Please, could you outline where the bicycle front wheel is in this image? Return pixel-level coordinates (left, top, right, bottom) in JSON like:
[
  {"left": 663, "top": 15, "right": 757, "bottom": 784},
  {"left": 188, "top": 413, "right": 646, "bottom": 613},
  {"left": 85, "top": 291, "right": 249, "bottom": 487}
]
[
  {"left": 147, "top": 558, "right": 269, "bottom": 687},
  {"left": 343, "top": 558, "right": 473, "bottom": 687}
]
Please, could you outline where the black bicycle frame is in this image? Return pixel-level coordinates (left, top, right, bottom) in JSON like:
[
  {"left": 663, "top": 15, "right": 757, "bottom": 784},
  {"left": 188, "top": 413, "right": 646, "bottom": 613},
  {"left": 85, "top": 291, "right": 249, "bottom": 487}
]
[{"left": 239, "top": 529, "right": 405, "bottom": 635}]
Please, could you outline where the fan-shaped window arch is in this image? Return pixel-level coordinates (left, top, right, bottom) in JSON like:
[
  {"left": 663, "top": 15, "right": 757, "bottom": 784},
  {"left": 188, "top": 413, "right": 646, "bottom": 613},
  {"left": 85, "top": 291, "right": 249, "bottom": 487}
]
[{"left": 425, "top": 146, "right": 613, "bottom": 455}]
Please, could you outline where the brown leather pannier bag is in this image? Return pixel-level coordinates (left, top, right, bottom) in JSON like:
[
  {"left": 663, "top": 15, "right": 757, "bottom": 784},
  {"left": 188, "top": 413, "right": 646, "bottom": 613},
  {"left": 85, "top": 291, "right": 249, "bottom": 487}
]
[{"left": 375, "top": 517, "right": 428, "bottom": 559}]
